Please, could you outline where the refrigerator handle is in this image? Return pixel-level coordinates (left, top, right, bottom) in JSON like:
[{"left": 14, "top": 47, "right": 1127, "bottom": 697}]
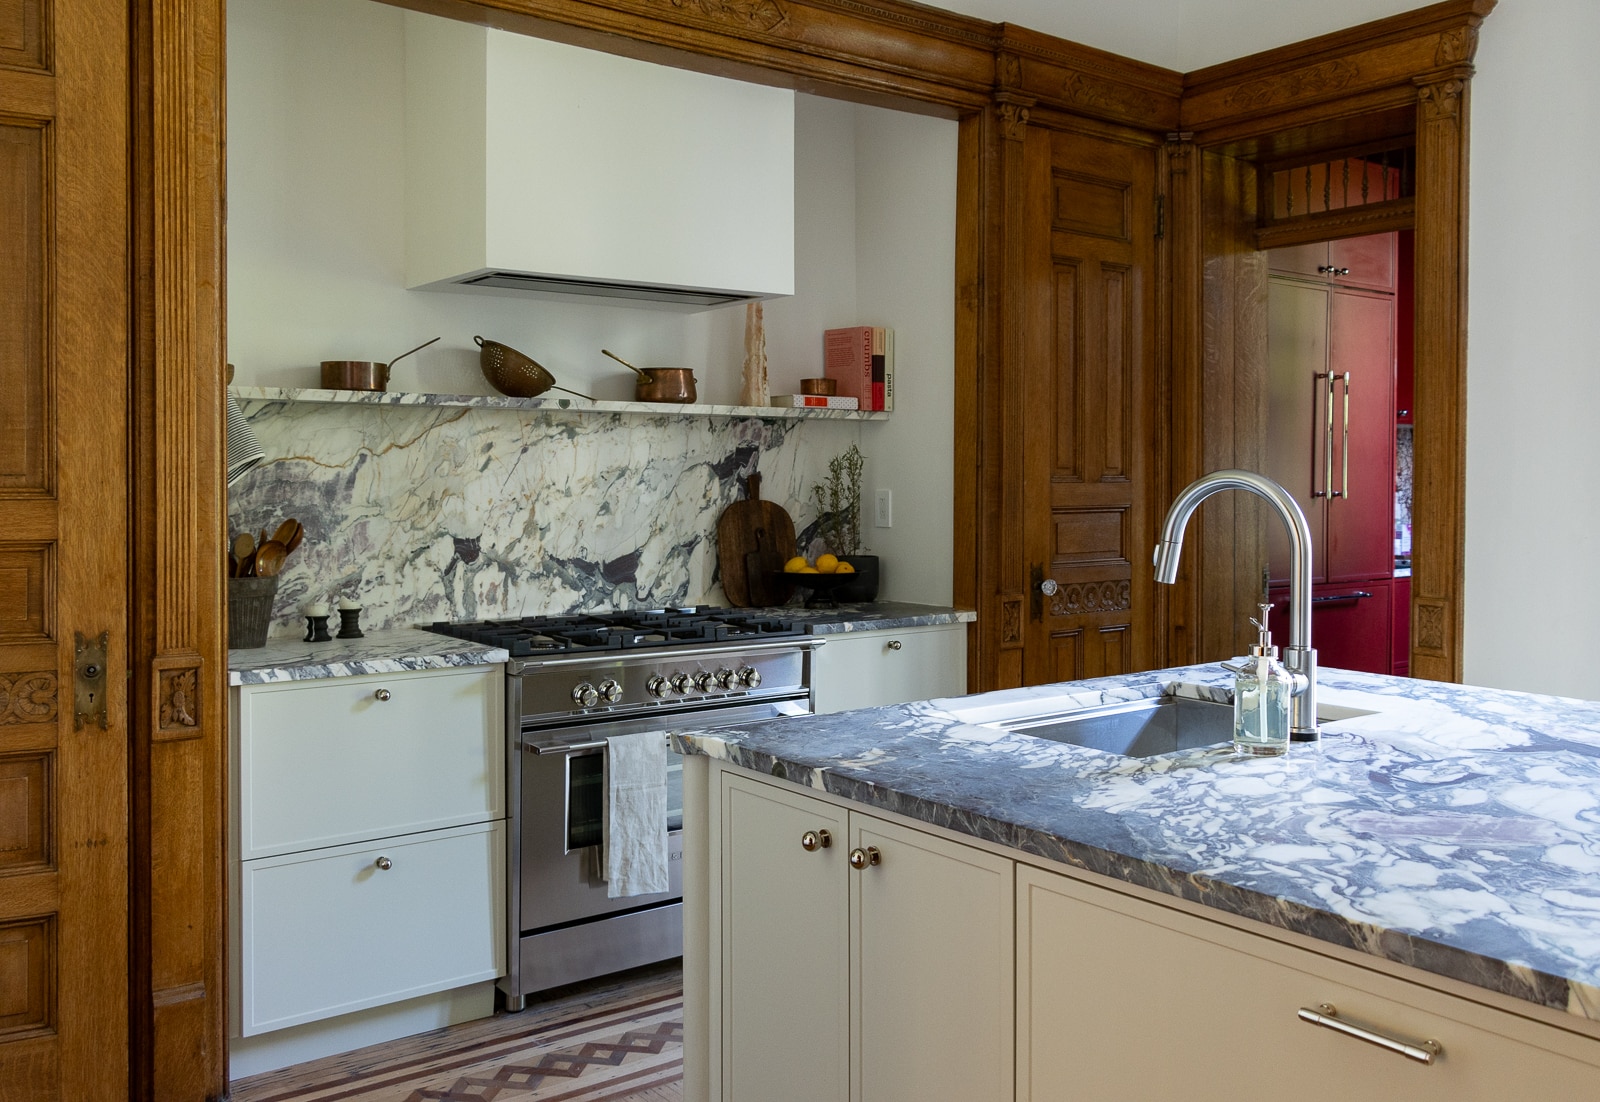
[
  {"left": 1333, "top": 372, "right": 1352, "bottom": 499},
  {"left": 1312, "top": 372, "right": 1330, "bottom": 498}
]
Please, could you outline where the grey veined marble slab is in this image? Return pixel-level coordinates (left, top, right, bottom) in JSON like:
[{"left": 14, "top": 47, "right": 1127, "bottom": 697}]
[
  {"left": 674, "top": 665, "right": 1600, "bottom": 1021},
  {"left": 743, "top": 602, "right": 975, "bottom": 634},
  {"left": 229, "top": 628, "right": 508, "bottom": 684}
]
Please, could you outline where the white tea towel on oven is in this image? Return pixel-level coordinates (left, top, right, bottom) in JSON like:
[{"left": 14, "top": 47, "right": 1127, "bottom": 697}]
[{"left": 603, "top": 732, "right": 670, "bottom": 898}]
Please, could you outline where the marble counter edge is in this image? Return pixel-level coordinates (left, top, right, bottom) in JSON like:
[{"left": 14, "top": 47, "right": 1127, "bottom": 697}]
[
  {"left": 229, "top": 630, "right": 509, "bottom": 684},
  {"left": 671, "top": 674, "right": 1600, "bottom": 1023}
]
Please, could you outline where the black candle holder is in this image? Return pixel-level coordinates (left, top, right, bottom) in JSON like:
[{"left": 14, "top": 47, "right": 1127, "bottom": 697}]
[
  {"left": 336, "top": 607, "right": 364, "bottom": 639},
  {"left": 304, "top": 615, "right": 332, "bottom": 643}
]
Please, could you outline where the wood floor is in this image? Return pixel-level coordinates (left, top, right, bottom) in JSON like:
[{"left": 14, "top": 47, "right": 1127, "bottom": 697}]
[{"left": 229, "top": 963, "right": 683, "bottom": 1102}]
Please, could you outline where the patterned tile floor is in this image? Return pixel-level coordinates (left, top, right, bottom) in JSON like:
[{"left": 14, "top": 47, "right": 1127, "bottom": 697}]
[{"left": 230, "top": 963, "right": 683, "bottom": 1102}]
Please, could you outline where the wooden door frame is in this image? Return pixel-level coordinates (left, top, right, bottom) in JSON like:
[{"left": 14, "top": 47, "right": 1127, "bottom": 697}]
[
  {"left": 141, "top": 1, "right": 1487, "bottom": 1095},
  {"left": 1165, "top": 0, "right": 1493, "bottom": 683}
]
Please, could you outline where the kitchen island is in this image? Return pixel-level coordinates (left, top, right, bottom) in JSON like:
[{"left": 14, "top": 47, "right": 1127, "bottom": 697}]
[{"left": 673, "top": 666, "right": 1600, "bottom": 1100}]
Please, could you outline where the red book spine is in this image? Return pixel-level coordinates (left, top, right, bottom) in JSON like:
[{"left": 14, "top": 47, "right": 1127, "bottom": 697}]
[
  {"left": 823, "top": 327, "right": 874, "bottom": 408},
  {"left": 870, "top": 327, "right": 886, "bottom": 411}
]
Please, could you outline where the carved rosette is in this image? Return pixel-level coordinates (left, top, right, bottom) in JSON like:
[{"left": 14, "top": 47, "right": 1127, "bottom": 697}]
[
  {"left": 1414, "top": 601, "right": 1448, "bottom": 654},
  {"left": 1417, "top": 79, "right": 1465, "bottom": 122},
  {"left": 0, "top": 672, "right": 58, "bottom": 725},
  {"left": 1001, "top": 600, "right": 1023, "bottom": 645},
  {"left": 1050, "top": 580, "right": 1132, "bottom": 617}
]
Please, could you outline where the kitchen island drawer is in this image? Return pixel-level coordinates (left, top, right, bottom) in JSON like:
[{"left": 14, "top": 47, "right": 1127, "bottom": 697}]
[
  {"left": 235, "top": 665, "right": 503, "bottom": 858},
  {"left": 237, "top": 820, "right": 506, "bottom": 1036}
]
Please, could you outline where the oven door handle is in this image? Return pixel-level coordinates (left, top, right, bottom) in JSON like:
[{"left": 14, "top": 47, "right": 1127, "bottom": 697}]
[{"left": 526, "top": 738, "right": 622, "bottom": 756}]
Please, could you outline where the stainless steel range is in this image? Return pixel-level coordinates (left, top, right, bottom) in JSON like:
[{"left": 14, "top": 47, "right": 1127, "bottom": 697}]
[{"left": 424, "top": 607, "right": 817, "bottom": 1009}]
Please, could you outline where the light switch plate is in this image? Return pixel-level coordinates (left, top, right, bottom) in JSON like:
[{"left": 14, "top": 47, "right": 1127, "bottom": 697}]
[{"left": 875, "top": 488, "right": 892, "bottom": 528}]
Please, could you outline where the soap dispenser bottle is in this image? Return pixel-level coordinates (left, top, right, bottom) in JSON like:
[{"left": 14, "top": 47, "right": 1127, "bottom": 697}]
[{"left": 1225, "top": 603, "right": 1292, "bottom": 756}]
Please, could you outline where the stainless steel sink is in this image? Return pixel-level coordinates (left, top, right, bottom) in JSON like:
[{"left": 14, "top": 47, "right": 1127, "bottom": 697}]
[
  {"left": 994, "top": 693, "right": 1378, "bottom": 759},
  {"left": 1001, "top": 696, "right": 1234, "bottom": 758}
]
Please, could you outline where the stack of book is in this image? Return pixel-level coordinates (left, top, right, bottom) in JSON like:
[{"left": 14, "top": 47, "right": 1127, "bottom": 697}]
[
  {"left": 769, "top": 393, "right": 860, "bottom": 409},
  {"left": 820, "top": 326, "right": 894, "bottom": 412}
]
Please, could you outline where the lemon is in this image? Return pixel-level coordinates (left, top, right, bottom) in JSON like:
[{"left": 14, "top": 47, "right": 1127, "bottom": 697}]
[
  {"left": 815, "top": 553, "right": 839, "bottom": 574},
  {"left": 799, "top": 566, "right": 820, "bottom": 574},
  {"left": 834, "top": 561, "right": 855, "bottom": 574},
  {"left": 783, "top": 556, "right": 809, "bottom": 573}
]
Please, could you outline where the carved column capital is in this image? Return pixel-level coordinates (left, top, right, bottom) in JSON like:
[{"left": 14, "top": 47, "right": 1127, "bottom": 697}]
[
  {"left": 1415, "top": 67, "right": 1473, "bottom": 122},
  {"left": 996, "top": 98, "right": 1032, "bottom": 142}
]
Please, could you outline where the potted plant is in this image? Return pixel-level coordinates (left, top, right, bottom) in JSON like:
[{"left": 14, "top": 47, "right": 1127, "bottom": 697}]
[{"left": 812, "top": 443, "right": 879, "bottom": 602}]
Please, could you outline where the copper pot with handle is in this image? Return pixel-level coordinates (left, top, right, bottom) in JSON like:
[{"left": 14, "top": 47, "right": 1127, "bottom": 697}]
[
  {"left": 602, "top": 348, "right": 697, "bottom": 404},
  {"left": 320, "top": 336, "right": 440, "bottom": 392}
]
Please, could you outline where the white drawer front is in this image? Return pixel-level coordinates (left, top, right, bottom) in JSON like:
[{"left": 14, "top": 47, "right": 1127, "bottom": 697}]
[
  {"left": 238, "top": 821, "right": 506, "bottom": 1035},
  {"left": 237, "top": 665, "right": 503, "bottom": 858},
  {"left": 812, "top": 624, "right": 967, "bottom": 714}
]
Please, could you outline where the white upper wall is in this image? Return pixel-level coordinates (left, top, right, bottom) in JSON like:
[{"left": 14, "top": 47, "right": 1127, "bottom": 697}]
[{"left": 931, "top": 0, "right": 1435, "bottom": 71}]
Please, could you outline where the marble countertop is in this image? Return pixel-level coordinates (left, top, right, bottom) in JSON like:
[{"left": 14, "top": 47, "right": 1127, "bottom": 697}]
[
  {"left": 766, "top": 601, "right": 974, "bottom": 634},
  {"left": 228, "top": 629, "right": 508, "bottom": 684},
  {"left": 673, "top": 666, "right": 1600, "bottom": 1021}
]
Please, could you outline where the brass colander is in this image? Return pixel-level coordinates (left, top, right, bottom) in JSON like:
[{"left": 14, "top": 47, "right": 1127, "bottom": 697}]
[{"left": 474, "top": 336, "right": 594, "bottom": 401}]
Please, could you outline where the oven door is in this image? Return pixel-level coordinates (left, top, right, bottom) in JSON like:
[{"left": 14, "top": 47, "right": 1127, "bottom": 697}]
[{"left": 519, "top": 695, "right": 809, "bottom": 932}]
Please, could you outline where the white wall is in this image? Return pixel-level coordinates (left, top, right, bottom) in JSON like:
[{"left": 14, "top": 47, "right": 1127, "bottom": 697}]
[{"left": 1464, "top": 0, "right": 1600, "bottom": 699}]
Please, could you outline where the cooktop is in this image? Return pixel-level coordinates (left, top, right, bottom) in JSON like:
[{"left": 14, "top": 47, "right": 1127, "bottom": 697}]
[{"left": 422, "top": 606, "right": 808, "bottom": 658}]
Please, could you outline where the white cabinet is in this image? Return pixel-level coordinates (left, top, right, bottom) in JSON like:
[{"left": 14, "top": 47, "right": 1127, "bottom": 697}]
[
  {"left": 811, "top": 624, "right": 967, "bottom": 714},
  {"left": 718, "top": 772, "right": 1012, "bottom": 1102},
  {"left": 231, "top": 664, "right": 506, "bottom": 1037},
  {"left": 1016, "top": 865, "right": 1600, "bottom": 1101}
]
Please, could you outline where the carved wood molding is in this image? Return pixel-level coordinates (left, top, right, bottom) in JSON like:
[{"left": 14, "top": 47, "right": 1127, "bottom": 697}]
[
  {"left": 1049, "top": 580, "right": 1133, "bottom": 617},
  {"left": 1413, "top": 598, "right": 1449, "bottom": 656},
  {"left": 1181, "top": 0, "right": 1495, "bottom": 134},
  {"left": 1000, "top": 599, "right": 1022, "bottom": 646},
  {"left": 1254, "top": 197, "right": 1416, "bottom": 251},
  {"left": 151, "top": 652, "right": 202, "bottom": 742},
  {"left": 0, "top": 671, "right": 58, "bottom": 726},
  {"left": 996, "top": 100, "right": 1030, "bottom": 142}
]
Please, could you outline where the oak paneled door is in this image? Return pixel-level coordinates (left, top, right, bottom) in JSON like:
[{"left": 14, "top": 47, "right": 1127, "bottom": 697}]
[
  {"left": 1021, "top": 125, "right": 1159, "bottom": 683},
  {"left": 0, "top": 0, "right": 131, "bottom": 1097}
]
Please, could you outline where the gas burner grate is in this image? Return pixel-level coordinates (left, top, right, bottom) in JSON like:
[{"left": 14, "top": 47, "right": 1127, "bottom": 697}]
[{"left": 425, "top": 607, "right": 808, "bottom": 656}]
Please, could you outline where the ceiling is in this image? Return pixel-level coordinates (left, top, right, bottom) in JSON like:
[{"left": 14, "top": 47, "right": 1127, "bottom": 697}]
[{"left": 926, "top": 0, "right": 1438, "bottom": 72}]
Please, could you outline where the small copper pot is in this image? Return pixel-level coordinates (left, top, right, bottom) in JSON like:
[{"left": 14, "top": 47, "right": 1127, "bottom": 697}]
[
  {"left": 320, "top": 337, "right": 440, "bottom": 392},
  {"left": 602, "top": 349, "right": 697, "bottom": 404}
]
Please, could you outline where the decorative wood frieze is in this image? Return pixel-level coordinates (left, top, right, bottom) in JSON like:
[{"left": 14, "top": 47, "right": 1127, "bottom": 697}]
[
  {"left": 1049, "top": 580, "right": 1133, "bottom": 617},
  {"left": 152, "top": 652, "right": 201, "bottom": 742},
  {"left": 0, "top": 671, "right": 57, "bottom": 726},
  {"left": 1000, "top": 599, "right": 1022, "bottom": 646}
]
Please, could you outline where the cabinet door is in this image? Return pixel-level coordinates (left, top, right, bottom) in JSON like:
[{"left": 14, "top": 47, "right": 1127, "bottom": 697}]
[
  {"left": 1268, "top": 241, "right": 1328, "bottom": 279},
  {"left": 1018, "top": 865, "right": 1600, "bottom": 1101},
  {"left": 238, "top": 821, "right": 505, "bottom": 1036},
  {"left": 854, "top": 814, "right": 1013, "bottom": 1102},
  {"left": 812, "top": 625, "right": 967, "bottom": 714},
  {"left": 1393, "top": 576, "right": 1412, "bottom": 676},
  {"left": 1325, "top": 288, "right": 1396, "bottom": 582},
  {"left": 720, "top": 775, "right": 849, "bottom": 1102},
  {"left": 1266, "top": 278, "right": 1330, "bottom": 585},
  {"left": 1330, "top": 232, "right": 1397, "bottom": 292},
  {"left": 1268, "top": 581, "right": 1391, "bottom": 675}
]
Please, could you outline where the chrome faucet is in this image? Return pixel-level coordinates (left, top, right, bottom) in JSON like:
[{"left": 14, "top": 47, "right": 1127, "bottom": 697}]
[{"left": 1153, "top": 470, "right": 1319, "bottom": 741}]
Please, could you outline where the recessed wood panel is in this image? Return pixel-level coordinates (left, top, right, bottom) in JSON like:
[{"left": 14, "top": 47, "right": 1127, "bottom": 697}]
[
  {"left": 1053, "top": 171, "right": 1129, "bottom": 240},
  {"left": 0, "top": 123, "right": 48, "bottom": 495},
  {"left": 0, "top": 545, "right": 49, "bottom": 642},
  {"left": 0, "top": 0, "right": 48, "bottom": 71},
  {"left": 1054, "top": 263, "right": 1081, "bottom": 479},
  {"left": 0, "top": 753, "right": 47, "bottom": 871},
  {"left": 0, "top": 916, "right": 52, "bottom": 1038},
  {"left": 1053, "top": 508, "right": 1127, "bottom": 565},
  {"left": 1100, "top": 264, "right": 1129, "bottom": 481},
  {"left": 1050, "top": 630, "right": 1082, "bottom": 683},
  {"left": 1099, "top": 626, "right": 1130, "bottom": 677}
]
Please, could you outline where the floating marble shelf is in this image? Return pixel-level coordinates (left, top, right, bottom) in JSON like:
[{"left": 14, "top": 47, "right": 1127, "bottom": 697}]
[{"left": 230, "top": 386, "right": 891, "bottom": 421}]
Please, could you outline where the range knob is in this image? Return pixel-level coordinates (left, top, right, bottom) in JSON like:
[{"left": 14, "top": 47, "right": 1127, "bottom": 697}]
[
  {"left": 572, "top": 682, "right": 600, "bottom": 708},
  {"left": 670, "top": 672, "right": 692, "bottom": 694},
  {"left": 714, "top": 667, "right": 736, "bottom": 689},
  {"left": 693, "top": 671, "right": 714, "bottom": 692},
  {"left": 598, "top": 678, "right": 623, "bottom": 704},
  {"left": 738, "top": 666, "right": 762, "bottom": 689},
  {"left": 646, "top": 675, "right": 671, "bottom": 699}
]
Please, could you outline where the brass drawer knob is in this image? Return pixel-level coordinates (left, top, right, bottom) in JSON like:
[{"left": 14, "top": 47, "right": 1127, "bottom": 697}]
[
  {"left": 848, "top": 846, "right": 881, "bottom": 870},
  {"left": 801, "top": 829, "right": 831, "bottom": 852}
]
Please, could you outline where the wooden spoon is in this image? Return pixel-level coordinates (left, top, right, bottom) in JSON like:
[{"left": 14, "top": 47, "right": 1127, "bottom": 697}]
[
  {"left": 253, "top": 540, "right": 288, "bottom": 578},
  {"left": 272, "top": 518, "right": 298, "bottom": 546},
  {"left": 232, "top": 532, "right": 255, "bottom": 576},
  {"left": 283, "top": 520, "right": 304, "bottom": 554}
]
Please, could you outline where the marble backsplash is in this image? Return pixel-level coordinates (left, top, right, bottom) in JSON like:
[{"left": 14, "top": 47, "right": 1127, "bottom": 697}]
[{"left": 228, "top": 398, "right": 858, "bottom": 639}]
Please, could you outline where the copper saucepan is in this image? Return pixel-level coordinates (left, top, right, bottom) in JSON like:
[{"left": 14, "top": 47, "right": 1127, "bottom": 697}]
[
  {"left": 602, "top": 348, "right": 697, "bottom": 404},
  {"left": 321, "top": 336, "right": 441, "bottom": 391}
]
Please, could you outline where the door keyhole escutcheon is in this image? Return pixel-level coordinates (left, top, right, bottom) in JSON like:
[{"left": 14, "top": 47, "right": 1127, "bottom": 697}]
[{"left": 74, "top": 631, "right": 109, "bottom": 731}]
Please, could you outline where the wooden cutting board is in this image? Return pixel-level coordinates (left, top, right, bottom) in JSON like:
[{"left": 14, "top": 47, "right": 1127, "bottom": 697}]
[{"left": 717, "top": 473, "right": 796, "bottom": 607}]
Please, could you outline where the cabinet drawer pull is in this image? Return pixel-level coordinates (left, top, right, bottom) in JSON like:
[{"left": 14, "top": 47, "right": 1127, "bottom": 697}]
[
  {"left": 886, "top": 640, "right": 903, "bottom": 651},
  {"left": 374, "top": 688, "right": 392, "bottom": 702},
  {"left": 375, "top": 856, "right": 393, "bottom": 871},
  {"left": 801, "top": 829, "right": 831, "bottom": 852},
  {"left": 848, "top": 846, "right": 881, "bottom": 870},
  {"left": 1298, "top": 1003, "right": 1441, "bottom": 1064}
]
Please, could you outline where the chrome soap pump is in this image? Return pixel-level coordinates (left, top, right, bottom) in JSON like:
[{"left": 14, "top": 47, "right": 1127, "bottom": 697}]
[{"left": 1223, "top": 603, "right": 1293, "bottom": 756}]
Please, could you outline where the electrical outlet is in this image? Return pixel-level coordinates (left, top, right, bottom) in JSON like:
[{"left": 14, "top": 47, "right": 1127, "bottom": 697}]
[{"left": 874, "top": 488, "right": 892, "bottom": 528}]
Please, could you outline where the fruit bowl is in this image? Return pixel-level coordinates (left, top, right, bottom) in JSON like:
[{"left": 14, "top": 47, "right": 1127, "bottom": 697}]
[{"left": 770, "top": 570, "right": 854, "bottom": 608}]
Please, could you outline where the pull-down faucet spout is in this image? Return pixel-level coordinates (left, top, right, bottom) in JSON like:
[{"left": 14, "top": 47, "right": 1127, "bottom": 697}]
[{"left": 1154, "top": 470, "right": 1319, "bottom": 741}]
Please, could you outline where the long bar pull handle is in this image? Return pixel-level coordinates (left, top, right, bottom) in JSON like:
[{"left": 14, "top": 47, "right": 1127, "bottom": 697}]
[
  {"left": 1333, "top": 372, "right": 1352, "bottom": 499},
  {"left": 1324, "top": 373, "right": 1336, "bottom": 499},
  {"left": 1311, "top": 373, "right": 1329, "bottom": 498},
  {"left": 1298, "top": 1004, "right": 1441, "bottom": 1065}
]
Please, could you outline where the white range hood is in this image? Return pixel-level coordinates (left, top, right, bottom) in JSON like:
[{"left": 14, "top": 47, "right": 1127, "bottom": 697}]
[{"left": 404, "top": 15, "right": 795, "bottom": 311}]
